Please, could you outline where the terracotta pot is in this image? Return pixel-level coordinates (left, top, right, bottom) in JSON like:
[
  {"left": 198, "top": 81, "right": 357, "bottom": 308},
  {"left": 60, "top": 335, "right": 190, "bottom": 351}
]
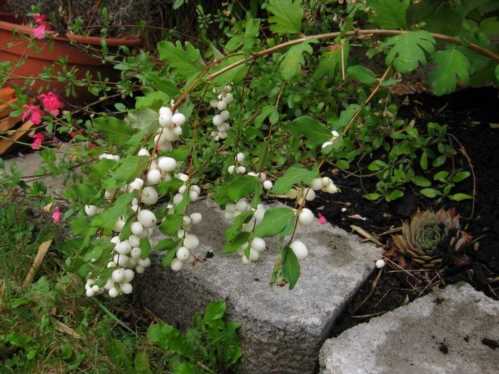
[{"left": 0, "top": 12, "right": 141, "bottom": 102}]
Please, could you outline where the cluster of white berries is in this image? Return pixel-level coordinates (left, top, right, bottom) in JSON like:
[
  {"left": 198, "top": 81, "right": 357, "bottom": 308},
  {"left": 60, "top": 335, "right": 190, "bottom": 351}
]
[
  {"left": 321, "top": 130, "right": 340, "bottom": 151},
  {"left": 227, "top": 152, "right": 274, "bottom": 190},
  {"left": 210, "top": 85, "right": 233, "bottom": 140},
  {"left": 155, "top": 106, "right": 186, "bottom": 151},
  {"left": 84, "top": 105, "right": 200, "bottom": 298}
]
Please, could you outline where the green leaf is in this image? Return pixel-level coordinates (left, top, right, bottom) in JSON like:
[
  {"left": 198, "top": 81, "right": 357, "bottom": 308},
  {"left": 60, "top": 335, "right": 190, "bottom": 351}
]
[
  {"left": 368, "top": 0, "right": 410, "bottom": 29},
  {"left": 135, "top": 91, "right": 169, "bottom": 111},
  {"left": 420, "top": 151, "right": 429, "bottom": 170},
  {"left": 333, "top": 104, "right": 361, "bottom": 130},
  {"left": 160, "top": 214, "right": 183, "bottom": 236},
  {"left": 147, "top": 323, "right": 191, "bottom": 356},
  {"left": 267, "top": 0, "right": 304, "bottom": 34},
  {"left": 282, "top": 247, "right": 300, "bottom": 289},
  {"left": 348, "top": 65, "right": 377, "bottom": 85},
  {"left": 420, "top": 188, "right": 441, "bottom": 198},
  {"left": 495, "top": 65, "right": 499, "bottom": 82},
  {"left": 429, "top": 48, "right": 471, "bottom": 96},
  {"left": 203, "top": 301, "right": 226, "bottom": 323},
  {"left": 449, "top": 193, "right": 473, "bottom": 201},
  {"left": 385, "top": 190, "right": 404, "bottom": 201},
  {"left": 288, "top": 116, "right": 331, "bottom": 147},
  {"left": 243, "top": 17, "right": 260, "bottom": 52},
  {"left": 364, "top": 192, "right": 382, "bottom": 201},
  {"left": 226, "top": 175, "right": 261, "bottom": 202},
  {"left": 91, "top": 193, "right": 134, "bottom": 231},
  {"left": 367, "top": 159, "right": 388, "bottom": 171},
  {"left": 225, "top": 211, "right": 254, "bottom": 242},
  {"left": 280, "top": 42, "right": 313, "bottom": 80},
  {"left": 254, "top": 207, "right": 295, "bottom": 237},
  {"left": 452, "top": 171, "right": 471, "bottom": 183},
  {"left": 93, "top": 116, "right": 134, "bottom": 145},
  {"left": 433, "top": 171, "right": 449, "bottom": 182},
  {"left": 412, "top": 176, "right": 431, "bottom": 187},
  {"left": 384, "top": 31, "right": 435, "bottom": 73},
  {"left": 110, "top": 156, "right": 149, "bottom": 184},
  {"left": 272, "top": 165, "right": 318, "bottom": 194},
  {"left": 255, "top": 105, "right": 279, "bottom": 128},
  {"left": 157, "top": 41, "right": 204, "bottom": 79}
]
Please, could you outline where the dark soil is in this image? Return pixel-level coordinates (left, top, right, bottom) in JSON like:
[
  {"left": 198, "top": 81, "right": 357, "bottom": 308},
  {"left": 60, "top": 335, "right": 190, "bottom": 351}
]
[{"left": 308, "top": 87, "right": 499, "bottom": 336}]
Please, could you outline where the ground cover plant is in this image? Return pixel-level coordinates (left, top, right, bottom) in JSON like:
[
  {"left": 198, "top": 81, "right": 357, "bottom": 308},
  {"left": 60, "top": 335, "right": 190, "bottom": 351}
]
[{"left": 1, "top": 0, "right": 498, "bottom": 371}]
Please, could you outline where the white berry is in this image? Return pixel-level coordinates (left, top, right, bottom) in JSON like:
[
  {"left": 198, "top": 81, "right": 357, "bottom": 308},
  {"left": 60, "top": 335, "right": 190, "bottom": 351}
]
[
  {"left": 375, "top": 259, "right": 386, "bottom": 269},
  {"left": 120, "top": 283, "right": 133, "bottom": 294},
  {"left": 290, "top": 240, "right": 308, "bottom": 260},
  {"left": 183, "top": 234, "right": 199, "bottom": 250},
  {"left": 115, "top": 241, "right": 131, "bottom": 255},
  {"left": 176, "top": 247, "right": 190, "bottom": 261},
  {"left": 131, "top": 221, "right": 144, "bottom": 236},
  {"left": 251, "top": 237, "right": 266, "bottom": 252},
  {"left": 299, "top": 208, "right": 314, "bottom": 226},
  {"left": 171, "top": 258, "right": 183, "bottom": 271},
  {"left": 141, "top": 186, "right": 159, "bottom": 206},
  {"left": 108, "top": 287, "right": 119, "bottom": 298},
  {"left": 84, "top": 205, "right": 98, "bottom": 216},
  {"left": 146, "top": 169, "right": 161, "bottom": 185},
  {"left": 158, "top": 157, "right": 177, "bottom": 172},
  {"left": 138, "top": 209, "right": 156, "bottom": 228},
  {"left": 190, "top": 212, "right": 202, "bottom": 224},
  {"left": 263, "top": 180, "right": 273, "bottom": 190}
]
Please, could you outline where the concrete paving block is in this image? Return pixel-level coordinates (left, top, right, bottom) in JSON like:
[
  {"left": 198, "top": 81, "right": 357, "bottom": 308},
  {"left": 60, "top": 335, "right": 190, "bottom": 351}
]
[
  {"left": 320, "top": 283, "right": 499, "bottom": 374},
  {"left": 137, "top": 199, "right": 382, "bottom": 374}
]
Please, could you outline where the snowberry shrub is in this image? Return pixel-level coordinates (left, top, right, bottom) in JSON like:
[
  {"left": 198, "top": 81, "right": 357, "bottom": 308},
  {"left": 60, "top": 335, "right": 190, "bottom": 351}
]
[{"left": 63, "top": 0, "right": 499, "bottom": 298}]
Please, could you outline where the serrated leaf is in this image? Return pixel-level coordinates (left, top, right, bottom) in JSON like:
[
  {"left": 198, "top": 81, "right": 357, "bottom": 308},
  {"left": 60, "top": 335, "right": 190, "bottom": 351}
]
[
  {"left": 368, "top": 0, "right": 410, "bottom": 29},
  {"left": 157, "top": 41, "right": 204, "bottom": 79},
  {"left": 267, "top": 0, "right": 304, "bottom": 34},
  {"left": 280, "top": 42, "right": 313, "bottom": 80},
  {"left": 272, "top": 165, "right": 318, "bottom": 194},
  {"left": 429, "top": 48, "right": 471, "bottom": 96},
  {"left": 282, "top": 247, "right": 300, "bottom": 289},
  {"left": 384, "top": 31, "right": 435, "bottom": 73},
  {"left": 288, "top": 116, "right": 331, "bottom": 147},
  {"left": 348, "top": 65, "right": 377, "bottom": 85},
  {"left": 254, "top": 207, "right": 295, "bottom": 237}
]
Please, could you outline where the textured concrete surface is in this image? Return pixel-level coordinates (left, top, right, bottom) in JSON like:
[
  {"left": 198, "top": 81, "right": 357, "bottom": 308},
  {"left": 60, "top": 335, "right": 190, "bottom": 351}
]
[
  {"left": 3, "top": 150, "right": 66, "bottom": 194},
  {"left": 320, "top": 283, "right": 499, "bottom": 374},
  {"left": 137, "top": 199, "right": 382, "bottom": 374}
]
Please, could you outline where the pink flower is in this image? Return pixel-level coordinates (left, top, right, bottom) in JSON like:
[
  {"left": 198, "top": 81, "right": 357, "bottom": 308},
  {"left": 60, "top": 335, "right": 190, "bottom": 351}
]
[
  {"left": 32, "top": 23, "right": 47, "bottom": 39},
  {"left": 31, "top": 132, "right": 44, "bottom": 150},
  {"left": 38, "top": 92, "right": 63, "bottom": 116},
  {"left": 318, "top": 213, "right": 327, "bottom": 225},
  {"left": 33, "top": 14, "right": 47, "bottom": 25},
  {"left": 22, "top": 104, "right": 43, "bottom": 125},
  {"left": 51, "top": 207, "right": 62, "bottom": 224}
]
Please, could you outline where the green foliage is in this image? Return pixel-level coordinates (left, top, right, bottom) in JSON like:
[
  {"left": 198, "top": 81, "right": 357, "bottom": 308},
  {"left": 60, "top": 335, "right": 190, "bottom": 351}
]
[
  {"left": 158, "top": 41, "right": 205, "bottom": 80},
  {"left": 383, "top": 31, "right": 436, "bottom": 73},
  {"left": 255, "top": 207, "right": 295, "bottom": 237},
  {"left": 147, "top": 301, "right": 241, "bottom": 373},
  {"left": 430, "top": 48, "right": 471, "bottom": 96},
  {"left": 266, "top": 0, "right": 304, "bottom": 34},
  {"left": 280, "top": 42, "right": 314, "bottom": 80},
  {"left": 282, "top": 246, "right": 300, "bottom": 289},
  {"left": 272, "top": 165, "right": 318, "bottom": 194},
  {"left": 368, "top": 0, "right": 410, "bottom": 29}
]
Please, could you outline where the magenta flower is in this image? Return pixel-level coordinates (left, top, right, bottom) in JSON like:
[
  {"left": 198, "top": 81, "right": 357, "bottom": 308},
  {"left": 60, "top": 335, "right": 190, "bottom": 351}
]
[
  {"left": 22, "top": 104, "right": 43, "bottom": 125},
  {"left": 33, "top": 14, "right": 47, "bottom": 25},
  {"left": 32, "top": 23, "right": 47, "bottom": 39},
  {"left": 38, "top": 92, "right": 63, "bottom": 116},
  {"left": 31, "top": 132, "right": 44, "bottom": 150},
  {"left": 51, "top": 207, "right": 62, "bottom": 224},
  {"left": 318, "top": 213, "right": 327, "bottom": 225}
]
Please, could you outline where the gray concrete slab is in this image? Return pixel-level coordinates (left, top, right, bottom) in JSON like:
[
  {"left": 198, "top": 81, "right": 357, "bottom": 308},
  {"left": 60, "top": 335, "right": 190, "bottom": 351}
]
[
  {"left": 320, "top": 283, "right": 499, "bottom": 374},
  {"left": 137, "top": 199, "right": 382, "bottom": 374}
]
